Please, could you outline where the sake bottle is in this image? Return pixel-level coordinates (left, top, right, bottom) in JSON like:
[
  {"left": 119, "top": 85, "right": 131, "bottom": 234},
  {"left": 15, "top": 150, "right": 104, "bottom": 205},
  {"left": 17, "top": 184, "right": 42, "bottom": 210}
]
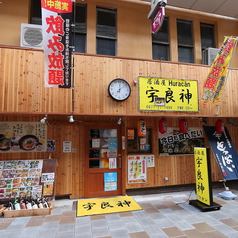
[
  {"left": 26, "top": 196, "right": 32, "bottom": 209},
  {"left": 13, "top": 196, "right": 21, "bottom": 210}
]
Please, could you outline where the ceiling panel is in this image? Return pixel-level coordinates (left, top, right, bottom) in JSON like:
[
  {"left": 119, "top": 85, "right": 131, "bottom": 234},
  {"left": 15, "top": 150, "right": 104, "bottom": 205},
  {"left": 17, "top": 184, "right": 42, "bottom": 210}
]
[
  {"left": 190, "top": 0, "right": 226, "bottom": 13},
  {"left": 167, "top": 0, "right": 238, "bottom": 18},
  {"left": 214, "top": 0, "right": 238, "bottom": 18},
  {"left": 167, "top": 0, "right": 197, "bottom": 9}
]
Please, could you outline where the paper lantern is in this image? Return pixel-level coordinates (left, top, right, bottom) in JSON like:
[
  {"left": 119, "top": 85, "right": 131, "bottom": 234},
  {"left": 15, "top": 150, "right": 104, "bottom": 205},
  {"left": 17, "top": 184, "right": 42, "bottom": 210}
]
[
  {"left": 215, "top": 119, "right": 224, "bottom": 133},
  {"left": 179, "top": 119, "right": 188, "bottom": 134},
  {"left": 137, "top": 119, "right": 146, "bottom": 137},
  {"left": 159, "top": 118, "right": 167, "bottom": 134}
]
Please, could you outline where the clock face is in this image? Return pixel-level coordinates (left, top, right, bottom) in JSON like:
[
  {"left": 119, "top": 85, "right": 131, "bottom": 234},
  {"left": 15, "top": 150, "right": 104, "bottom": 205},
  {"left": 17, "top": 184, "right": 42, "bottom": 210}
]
[{"left": 108, "top": 78, "right": 131, "bottom": 101}]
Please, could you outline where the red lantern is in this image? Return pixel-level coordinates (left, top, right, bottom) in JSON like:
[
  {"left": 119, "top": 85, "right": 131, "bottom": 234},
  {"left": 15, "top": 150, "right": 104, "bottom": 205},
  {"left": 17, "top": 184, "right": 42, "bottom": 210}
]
[
  {"left": 215, "top": 119, "right": 224, "bottom": 133},
  {"left": 179, "top": 119, "right": 188, "bottom": 134},
  {"left": 137, "top": 119, "right": 146, "bottom": 137},
  {"left": 159, "top": 118, "right": 167, "bottom": 134}
]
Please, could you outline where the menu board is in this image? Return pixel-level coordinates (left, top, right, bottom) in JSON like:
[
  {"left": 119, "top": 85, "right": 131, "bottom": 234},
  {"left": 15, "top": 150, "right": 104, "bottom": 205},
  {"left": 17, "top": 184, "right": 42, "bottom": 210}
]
[
  {"left": 0, "top": 160, "right": 43, "bottom": 198},
  {"left": 0, "top": 122, "right": 47, "bottom": 153}
]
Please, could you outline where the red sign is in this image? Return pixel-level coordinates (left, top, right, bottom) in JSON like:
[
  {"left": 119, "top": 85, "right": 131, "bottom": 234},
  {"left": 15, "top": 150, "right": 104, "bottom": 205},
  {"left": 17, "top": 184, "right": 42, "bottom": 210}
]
[{"left": 151, "top": 7, "right": 165, "bottom": 34}]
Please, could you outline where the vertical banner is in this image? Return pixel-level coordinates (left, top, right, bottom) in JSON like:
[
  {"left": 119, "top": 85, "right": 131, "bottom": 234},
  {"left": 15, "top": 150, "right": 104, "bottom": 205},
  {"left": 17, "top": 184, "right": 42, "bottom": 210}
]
[
  {"left": 41, "top": 0, "right": 73, "bottom": 88},
  {"left": 203, "top": 126, "right": 238, "bottom": 181},
  {"left": 194, "top": 147, "right": 213, "bottom": 206},
  {"left": 201, "top": 37, "right": 237, "bottom": 103}
]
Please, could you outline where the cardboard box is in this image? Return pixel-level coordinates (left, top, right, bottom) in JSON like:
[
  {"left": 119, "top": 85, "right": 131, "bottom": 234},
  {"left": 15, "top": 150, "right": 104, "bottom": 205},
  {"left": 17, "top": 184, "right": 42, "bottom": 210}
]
[
  {"left": 0, "top": 205, "right": 6, "bottom": 217},
  {"left": 3, "top": 203, "right": 54, "bottom": 218}
]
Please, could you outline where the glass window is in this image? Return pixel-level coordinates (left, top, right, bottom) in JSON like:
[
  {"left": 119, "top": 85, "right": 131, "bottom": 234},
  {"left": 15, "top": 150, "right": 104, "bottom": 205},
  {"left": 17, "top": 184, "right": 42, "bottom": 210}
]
[
  {"left": 96, "top": 7, "right": 117, "bottom": 56},
  {"left": 88, "top": 129, "right": 118, "bottom": 168},
  {"left": 127, "top": 129, "right": 152, "bottom": 154},
  {"left": 177, "top": 19, "right": 194, "bottom": 63},
  {"left": 30, "top": 0, "right": 42, "bottom": 25},
  {"left": 30, "top": 0, "right": 86, "bottom": 53},
  {"left": 200, "top": 23, "right": 215, "bottom": 50},
  {"left": 152, "top": 17, "right": 170, "bottom": 61},
  {"left": 73, "top": 4, "right": 87, "bottom": 53}
]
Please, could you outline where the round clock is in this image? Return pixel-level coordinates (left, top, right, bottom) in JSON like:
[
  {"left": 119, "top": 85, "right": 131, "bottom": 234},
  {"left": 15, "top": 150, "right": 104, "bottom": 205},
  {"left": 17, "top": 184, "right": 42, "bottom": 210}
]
[{"left": 108, "top": 78, "right": 131, "bottom": 101}]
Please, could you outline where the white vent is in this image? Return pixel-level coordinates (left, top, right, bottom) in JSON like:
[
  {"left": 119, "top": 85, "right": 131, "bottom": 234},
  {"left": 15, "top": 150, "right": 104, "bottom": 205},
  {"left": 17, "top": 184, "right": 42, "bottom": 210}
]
[
  {"left": 202, "top": 47, "right": 220, "bottom": 65},
  {"left": 20, "top": 23, "right": 43, "bottom": 49}
]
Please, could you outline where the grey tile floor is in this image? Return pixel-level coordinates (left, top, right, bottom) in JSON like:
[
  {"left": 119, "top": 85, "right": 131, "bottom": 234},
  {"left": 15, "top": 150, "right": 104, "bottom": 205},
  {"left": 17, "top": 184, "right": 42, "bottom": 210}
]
[{"left": 0, "top": 187, "right": 238, "bottom": 238}]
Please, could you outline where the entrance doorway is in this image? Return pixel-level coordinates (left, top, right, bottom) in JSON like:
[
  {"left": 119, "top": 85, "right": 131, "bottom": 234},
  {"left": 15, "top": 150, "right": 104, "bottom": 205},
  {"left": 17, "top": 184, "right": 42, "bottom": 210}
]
[{"left": 84, "top": 124, "right": 122, "bottom": 198}]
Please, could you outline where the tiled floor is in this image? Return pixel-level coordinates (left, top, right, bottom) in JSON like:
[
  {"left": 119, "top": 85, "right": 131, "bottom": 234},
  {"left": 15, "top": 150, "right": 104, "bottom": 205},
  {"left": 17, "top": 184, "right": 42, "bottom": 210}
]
[{"left": 0, "top": 188, "right": 238, "bottom": 238}]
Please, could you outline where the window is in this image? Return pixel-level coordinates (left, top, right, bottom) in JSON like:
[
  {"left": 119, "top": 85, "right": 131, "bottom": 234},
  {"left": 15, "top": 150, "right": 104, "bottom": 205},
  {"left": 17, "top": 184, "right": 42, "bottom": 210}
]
[
  {"left": 127, "top": 129, "right": 152, "bottom": 154},
  {"left": 200, "top": 23, "right": 215, "bottom": 51},
  {"left": 73, "top": 4, "right": 87, "bottom": 53},
  {"left": 152, "top": 17, "right": 170, "bottom": 61},
  {"left": 30, "top": 0, "right": 86, "bottom": 53},
  {"left": 177, "top": 19, "right": 194, "bottom": 63},
  {"left": 96, "top": 7, "right": 117, "bottom": 56},
  {"left": 30, "top": 0, "right": 42, "bottom": 25}
]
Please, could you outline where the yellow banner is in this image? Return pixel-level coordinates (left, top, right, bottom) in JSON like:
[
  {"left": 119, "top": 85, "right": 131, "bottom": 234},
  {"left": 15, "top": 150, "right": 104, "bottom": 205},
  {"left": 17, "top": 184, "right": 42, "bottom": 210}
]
[
  {"left": 139, "top": 77, "right": 198, "bottom": 112},
  {"left": 194, "top": 147, "right": 211, "bottom": 206},
  {"left": 202, "top": 36, "right": 237, "bottom": 103}
]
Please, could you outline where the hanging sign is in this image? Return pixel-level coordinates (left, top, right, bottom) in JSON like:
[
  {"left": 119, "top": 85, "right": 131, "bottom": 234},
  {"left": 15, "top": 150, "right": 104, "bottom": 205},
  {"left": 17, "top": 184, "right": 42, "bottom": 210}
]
[
  {"left": 201, "top": 36, "right": 237, "bottom": 103},
  {"left": 194, "top": 147, "right": 213, "bottom": 206},
  {"left": 139, "top": 77, "right": 199, "bottom": 112},
  {"left": 151, "top": 7, "right": 165, "bottom": 34},
  {"left": 203, "top": 126, "right": 238, "bottom": 181},
  {"left": 41, "top": 0, "right": 73, "bottom": 88}
]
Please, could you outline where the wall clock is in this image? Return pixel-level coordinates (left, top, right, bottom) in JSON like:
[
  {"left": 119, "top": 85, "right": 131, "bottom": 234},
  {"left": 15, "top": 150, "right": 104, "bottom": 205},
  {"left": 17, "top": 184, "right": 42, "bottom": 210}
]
[{"left": 108, "top": 78, "right": 131, "bottom": 101}]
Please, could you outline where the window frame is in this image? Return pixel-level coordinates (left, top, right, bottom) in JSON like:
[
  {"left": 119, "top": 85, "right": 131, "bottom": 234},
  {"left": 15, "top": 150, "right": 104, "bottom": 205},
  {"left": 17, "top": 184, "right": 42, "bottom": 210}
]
[
  {"left": 177, "top": 19, "right": 194, "bottom": 63},
  {"left": 96, "top": 6, "right": 117, "bottom": 56},
  {"left": 152, "top": 17, "right": 170, "bottom": 61}
]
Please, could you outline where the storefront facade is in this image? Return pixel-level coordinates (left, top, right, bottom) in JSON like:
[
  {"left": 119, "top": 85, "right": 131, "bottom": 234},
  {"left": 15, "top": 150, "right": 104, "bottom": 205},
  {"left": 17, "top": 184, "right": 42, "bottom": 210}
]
[{"left": 0, "top": 0, "right": 238, "bottom": 199}]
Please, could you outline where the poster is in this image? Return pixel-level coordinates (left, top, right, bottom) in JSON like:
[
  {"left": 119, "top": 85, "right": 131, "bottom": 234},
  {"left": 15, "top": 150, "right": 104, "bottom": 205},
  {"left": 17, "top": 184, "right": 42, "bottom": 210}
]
[
  {"left": 47, "top": 140, "right": 56, "bottom": 152},
  {"left": 146, "top": 155, "right": 155, "bottom": 167},
  {"left": 158, "top": 127, "right": 204, "bottom": 155},
  {"left": 0, "top": 122, "right": 47, "bottom": 153},
  {"left": 43, "top": 182, "right": 54, "bottom": 196},
  {"left": 0, "top": 160, "right": 43, "bottom": 198},
  {"left": 63, "top": 141, "right": 71, "bottom": 152},
  {"left": 128, "top": 155, "right": 147, "bottom": 183},
  {"left": 104, "top": 172, "right": 117, "bottom": 191},
  {"left": 41, "top": 173, "right": 55, "bottom": 182},
  {"left": 139, "top": 76, "right": 199, "bottom": 112}
]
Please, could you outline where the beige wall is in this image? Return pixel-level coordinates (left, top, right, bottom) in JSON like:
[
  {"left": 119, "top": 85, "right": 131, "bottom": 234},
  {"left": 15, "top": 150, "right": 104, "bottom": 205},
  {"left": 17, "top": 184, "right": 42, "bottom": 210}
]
[
  {"left": 0, "top": 0, "right": 238, "bottom": 65},
  {"left": 0, "top": 0, "right": 30, "bottom": 46}
]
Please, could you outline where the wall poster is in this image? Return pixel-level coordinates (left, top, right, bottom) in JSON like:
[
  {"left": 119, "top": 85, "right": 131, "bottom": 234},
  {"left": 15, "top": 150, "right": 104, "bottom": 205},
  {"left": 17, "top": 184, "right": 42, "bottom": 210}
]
[
  {"left": 159, "top": 127, "right": 204, "bottom": 156},
  {"left": 0, "top": 122, "right": 47, "bottom": 153},
  {"left": 0, "top": 160, "right": 43, "bottom": 198},
  {"left": 128, "top": 155, "right": 147, "bottom": 183}
]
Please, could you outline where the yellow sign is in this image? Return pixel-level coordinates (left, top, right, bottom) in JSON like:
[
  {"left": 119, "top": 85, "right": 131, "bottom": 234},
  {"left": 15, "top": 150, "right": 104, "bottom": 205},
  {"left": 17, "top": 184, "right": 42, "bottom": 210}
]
[
  {"left": 139, "top": 77, "right": 198, "bottom": 112},
  {"left": 202, "top": 36, "right": 237, "bottom": 103},
  {"left": 76, "top": 196, "right": 142, "bottom": 217},
  {"left": 194, "top": 147, "right": 211, "bottom": 206}
]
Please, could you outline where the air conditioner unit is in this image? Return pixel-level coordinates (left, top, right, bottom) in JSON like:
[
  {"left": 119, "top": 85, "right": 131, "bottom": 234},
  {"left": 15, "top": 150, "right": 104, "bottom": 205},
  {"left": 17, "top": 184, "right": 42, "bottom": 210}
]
[
  {"left": 202, "top": 47, "right": 220, "bottom": 65},
  {"left": 20, "top": 23, "right": 43, "bottom": 49}
]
